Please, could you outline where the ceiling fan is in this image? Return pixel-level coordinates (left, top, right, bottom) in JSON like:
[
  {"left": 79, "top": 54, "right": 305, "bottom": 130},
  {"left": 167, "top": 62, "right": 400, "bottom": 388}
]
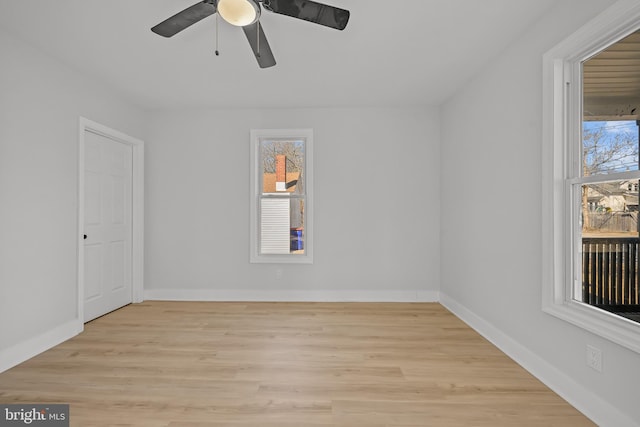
[{"left": 151, "top": 0, "right": 350, "bottom": 68}]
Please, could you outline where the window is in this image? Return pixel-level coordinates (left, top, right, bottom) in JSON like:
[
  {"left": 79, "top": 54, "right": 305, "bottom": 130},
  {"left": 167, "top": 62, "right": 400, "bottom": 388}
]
[
  {"left": 542, "top": 0, "right": 640, "bottom": 352},
  {"left": 250, "top": 129, "right": 313, "bottom": 264}
]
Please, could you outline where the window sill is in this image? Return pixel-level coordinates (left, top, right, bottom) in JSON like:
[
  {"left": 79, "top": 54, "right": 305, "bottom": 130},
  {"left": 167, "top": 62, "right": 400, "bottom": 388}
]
[
  {"left": 543, "top": 299, "right": 640, "bottom": 353},
  {"left": 249, "top": 253, "right": 313, "bottom": 264}
]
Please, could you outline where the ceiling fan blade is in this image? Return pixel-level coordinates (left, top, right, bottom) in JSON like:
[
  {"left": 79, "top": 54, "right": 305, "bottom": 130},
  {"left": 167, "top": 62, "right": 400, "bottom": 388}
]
[
  {"left": 263, "top": 0, "right": 349, "bottom": 30},
  {"left": 242, "top": 22, "right": 276, "bottom": 68},
  {"left": 151, "top": 1, "right": 217, "bottom": 38}
]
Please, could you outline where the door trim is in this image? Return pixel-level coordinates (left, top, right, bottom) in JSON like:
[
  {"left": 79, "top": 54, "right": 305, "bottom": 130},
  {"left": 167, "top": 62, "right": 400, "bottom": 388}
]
[{"left": 78, "top": 117, "right": 144, "bottom": 323}]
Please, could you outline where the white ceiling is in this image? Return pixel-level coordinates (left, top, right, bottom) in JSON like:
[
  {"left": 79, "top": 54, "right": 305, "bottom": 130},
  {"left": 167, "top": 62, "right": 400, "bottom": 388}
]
[{"left": 0, "top": 0, "right": 558, "bottom": 110}]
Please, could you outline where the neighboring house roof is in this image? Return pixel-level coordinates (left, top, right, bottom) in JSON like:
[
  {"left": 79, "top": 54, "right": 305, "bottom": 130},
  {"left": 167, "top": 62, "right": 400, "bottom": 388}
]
[
  {"left": 587, "top": 181, "right": 638, "bottom": 208},
  {"left": 262, "top": 172, "right": 301, "bottom": 194}
]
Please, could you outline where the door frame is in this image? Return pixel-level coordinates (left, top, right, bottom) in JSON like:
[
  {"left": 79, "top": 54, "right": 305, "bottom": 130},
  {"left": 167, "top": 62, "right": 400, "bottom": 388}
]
[{"left": 77, "top": 117, "right": 144, "bottom": 323}]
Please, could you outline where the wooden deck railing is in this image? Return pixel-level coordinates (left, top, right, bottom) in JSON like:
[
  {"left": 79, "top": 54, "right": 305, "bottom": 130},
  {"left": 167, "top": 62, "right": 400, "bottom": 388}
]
[{"left": 582, "top": 237, "right": 640, "bottom": 305}]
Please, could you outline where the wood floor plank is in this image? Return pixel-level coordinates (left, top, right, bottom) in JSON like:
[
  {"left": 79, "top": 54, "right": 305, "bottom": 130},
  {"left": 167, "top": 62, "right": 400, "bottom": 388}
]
[{"left": 0, "top": 301, "right": 594, "bottom": 426}]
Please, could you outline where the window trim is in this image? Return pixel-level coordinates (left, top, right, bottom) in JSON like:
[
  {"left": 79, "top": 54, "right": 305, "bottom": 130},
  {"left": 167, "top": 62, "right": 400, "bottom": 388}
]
[
  {"left": 249, "top": 129, "right": 314, "bottom": 264},
  {"left": 542, "top": 0, "right": 640, "bottom": 353}
]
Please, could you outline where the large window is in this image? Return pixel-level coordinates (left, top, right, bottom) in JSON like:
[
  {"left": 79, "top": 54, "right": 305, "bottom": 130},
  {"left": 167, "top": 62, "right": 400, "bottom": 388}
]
[
  {"left": 542, "top": 0, "right": 640, "bottom": 353},
  {"left": 249, "top": 129, "right": 313, "bottom": 264},
  {"left": 579, "top": 119, "right": 639, "bottom": 318}
]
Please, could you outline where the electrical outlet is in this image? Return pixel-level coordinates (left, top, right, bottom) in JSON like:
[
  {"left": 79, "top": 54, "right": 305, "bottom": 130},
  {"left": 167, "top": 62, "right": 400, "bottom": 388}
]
[
  {"left": 275, "top": 268, "right": 283, "bottom": 279},
  {"left": 586, "top": 345, "right": 602, "bottom": 372}
]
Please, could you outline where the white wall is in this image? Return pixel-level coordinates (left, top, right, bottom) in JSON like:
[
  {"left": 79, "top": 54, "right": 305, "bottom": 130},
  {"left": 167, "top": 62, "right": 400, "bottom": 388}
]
[
  {"left": 440, "top": 0, "right": 639, "bottom": 425},
  {"left": 0, "top": 28, "right": 146, "bottom": 366},
  {"left": 145, "top": 107, "right": 440, "bottom": 301}
]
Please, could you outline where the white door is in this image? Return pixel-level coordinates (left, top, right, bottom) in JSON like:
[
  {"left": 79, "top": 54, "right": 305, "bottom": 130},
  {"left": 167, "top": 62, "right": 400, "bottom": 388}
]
[{"left": 83, "top": 130, "right": 133, "bottom": 322}]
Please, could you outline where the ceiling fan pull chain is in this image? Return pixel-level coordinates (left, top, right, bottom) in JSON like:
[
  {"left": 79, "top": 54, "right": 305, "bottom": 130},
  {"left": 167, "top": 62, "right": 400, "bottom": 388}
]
[{"left": 215, "top": 13, "right": 220, "bottom": 56}]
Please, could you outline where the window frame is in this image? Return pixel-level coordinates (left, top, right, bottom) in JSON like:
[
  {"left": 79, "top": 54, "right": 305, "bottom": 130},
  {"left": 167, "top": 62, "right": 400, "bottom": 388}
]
[
  {"left": 249, "top": 129, "right": 314, "bottom": 264},
  {"left": 542, "top": 0, "right": 640, "bottom": 353}
]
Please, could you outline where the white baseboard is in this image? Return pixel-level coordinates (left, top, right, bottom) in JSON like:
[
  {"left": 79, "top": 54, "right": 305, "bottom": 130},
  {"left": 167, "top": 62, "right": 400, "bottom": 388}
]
[
  {"left": 144, "top": 288, "right": 439, "bottom": 303},
  {"left": 0, "top": 319, "right": 83, "bottom": 374},
  {"left": 439, "top": 293, "right": 636, "bottom": 427}
]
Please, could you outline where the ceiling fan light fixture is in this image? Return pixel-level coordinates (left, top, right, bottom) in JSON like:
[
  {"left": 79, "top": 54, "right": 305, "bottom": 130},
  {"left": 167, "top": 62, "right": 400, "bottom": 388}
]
[{"left": 217, "top": 0, "right": 260, "bottom": 27}]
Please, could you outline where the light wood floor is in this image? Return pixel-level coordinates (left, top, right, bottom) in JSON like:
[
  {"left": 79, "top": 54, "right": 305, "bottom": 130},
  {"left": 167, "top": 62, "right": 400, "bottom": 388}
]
[{"left": 0, "top": 302, "right": 594, "bottom": 426}]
